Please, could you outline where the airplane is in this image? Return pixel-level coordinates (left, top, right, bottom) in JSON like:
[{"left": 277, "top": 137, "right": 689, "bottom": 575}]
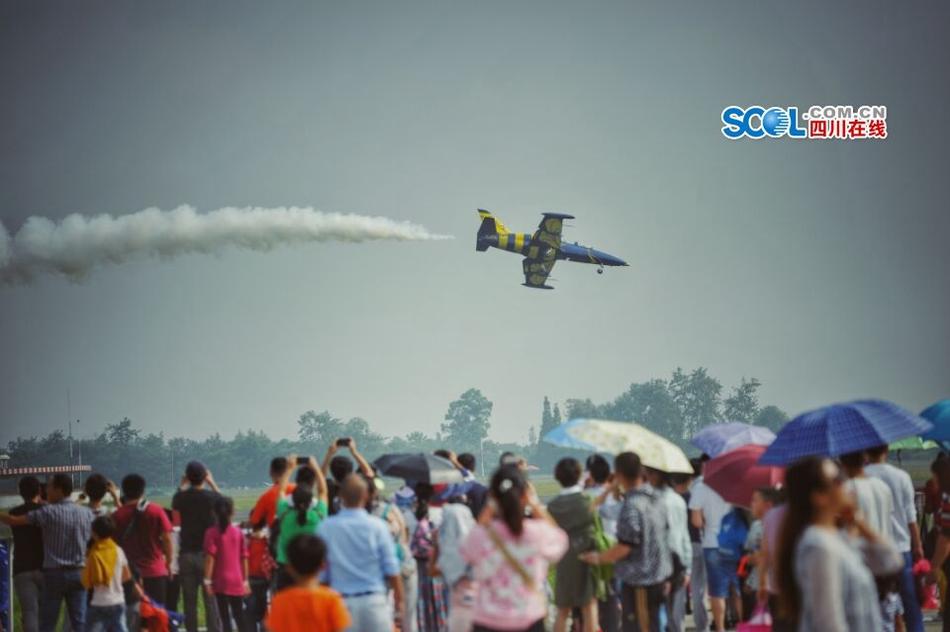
[{"left": 475, "top": 209, "right": 628, "bottom": 289}]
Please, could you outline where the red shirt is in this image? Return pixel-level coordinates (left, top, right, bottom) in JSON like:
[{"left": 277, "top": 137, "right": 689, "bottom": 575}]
[
  {"left": 112, "top": 502, "right": 172, "bottom": 578},
  {"left": 248, "top": 535, "right": 273, "bottom": 579},
  {"left": 249, "top": 483, "right": 296, "bottom": 527}
]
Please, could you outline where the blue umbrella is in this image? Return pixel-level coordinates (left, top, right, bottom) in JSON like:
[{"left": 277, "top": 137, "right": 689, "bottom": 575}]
[
  {"left": 691, "top": 422, "right": 776, "bottom": 457},
  {"left": 759, "top": 399, "right": 933, "bottom": 466},
  {"left": 920, "top": 399, "right": 950, "bottom": 443},
  {"left": 542, "top": 418, "right": 598, "bottom": 451}
]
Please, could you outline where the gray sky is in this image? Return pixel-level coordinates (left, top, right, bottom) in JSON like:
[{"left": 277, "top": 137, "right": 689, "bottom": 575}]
[{"left": 2, "top": 0, "right": 948, "bottom": 447}]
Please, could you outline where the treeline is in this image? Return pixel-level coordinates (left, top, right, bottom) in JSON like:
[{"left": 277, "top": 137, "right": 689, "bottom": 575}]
[
  {"left": 4, "top": 368, "right": 788, "bottom": 487},
  {"left": 2, "top": 388, "right": 516, "bottom": 489},
  {"left": 531, "top": 367, "right": 788, "bottom": 467}
]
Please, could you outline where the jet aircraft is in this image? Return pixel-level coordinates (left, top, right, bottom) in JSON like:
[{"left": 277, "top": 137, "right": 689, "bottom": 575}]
[{"left": 475, "top": 209, "right": 627, "bottom": 289}]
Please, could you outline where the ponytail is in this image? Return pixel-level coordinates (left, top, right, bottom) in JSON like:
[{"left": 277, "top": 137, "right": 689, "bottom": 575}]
[
  {"left": 292, "top": 486, "right": 313, "bottom": 527},
  {"left": 413, "top": 483, "right": 434, "bottom": 521},
  {"left": 491, "top": 465, "right": 527, "bottom": 537},
  {"left": 214, "top": 496, "right": 234, "bottom": 533}
]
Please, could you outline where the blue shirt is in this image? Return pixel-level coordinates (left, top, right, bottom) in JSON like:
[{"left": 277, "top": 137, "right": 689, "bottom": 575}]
[
  {"left": 317, "top": 507, "right": 400, "bottom": 596},
  {"left": 26, "top": 500, "right": 93, "bottom": 569}
]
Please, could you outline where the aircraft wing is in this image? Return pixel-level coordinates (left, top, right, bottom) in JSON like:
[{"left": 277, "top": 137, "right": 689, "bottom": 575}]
[
  {"left": 522, "top": 256, "right": 557, "bottom": 289},
  {"left": 532, "top": 212, "right": 574, "bottom": 250}
]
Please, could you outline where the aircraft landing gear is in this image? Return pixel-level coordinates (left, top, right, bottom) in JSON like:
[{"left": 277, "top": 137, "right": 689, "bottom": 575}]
[{"left": 597, "top": 266, "right": 604, "bottom": 275}]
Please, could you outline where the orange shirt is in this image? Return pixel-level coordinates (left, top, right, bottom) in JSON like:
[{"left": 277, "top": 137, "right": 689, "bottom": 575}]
[
  {"left": 265, "top": 585, "right": 350, "bottom": 632},
  {"left": 249, "top": 483, "right": 296, "bottom": 527}
]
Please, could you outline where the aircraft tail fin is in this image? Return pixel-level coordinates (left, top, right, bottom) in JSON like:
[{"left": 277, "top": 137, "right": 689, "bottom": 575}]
[{"left": 476, "top": 209, "right": 507, "bottom": 251}]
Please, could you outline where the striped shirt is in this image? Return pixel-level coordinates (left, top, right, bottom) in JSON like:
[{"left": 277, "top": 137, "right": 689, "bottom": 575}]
[
  {"left": 26, "top": 500, "right": 94, "bottom": 568},
  {"left": 615, "top": 483, "right": 672, "bottom": 586}
]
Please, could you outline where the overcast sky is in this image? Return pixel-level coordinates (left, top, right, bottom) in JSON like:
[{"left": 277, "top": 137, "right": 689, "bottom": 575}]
[{"left": 2, "top": 0, "right": 948, "bottom": 448}]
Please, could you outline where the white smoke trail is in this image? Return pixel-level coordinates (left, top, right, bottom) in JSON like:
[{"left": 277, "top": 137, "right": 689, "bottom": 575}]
[{"left": 0, "top": 205, "right": 451, "bottom": 284}]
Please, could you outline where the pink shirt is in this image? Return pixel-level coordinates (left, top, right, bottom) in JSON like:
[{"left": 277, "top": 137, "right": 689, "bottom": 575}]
[
  {"left": 459, "top": 519, "right": 567, "bottom": 630},
  {"left": 203, "top": 524, "right": 248, "bottom": 596}
]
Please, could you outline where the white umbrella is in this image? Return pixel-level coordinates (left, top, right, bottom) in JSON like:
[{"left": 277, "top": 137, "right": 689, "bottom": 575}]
[{"left": 565, "top": 418, "right": 693, "bottom": 474}]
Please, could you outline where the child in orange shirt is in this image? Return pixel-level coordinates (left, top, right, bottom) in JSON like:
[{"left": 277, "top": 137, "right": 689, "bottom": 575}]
[{"left": 265, "top": 534, "right": 350, "bottom": 632}]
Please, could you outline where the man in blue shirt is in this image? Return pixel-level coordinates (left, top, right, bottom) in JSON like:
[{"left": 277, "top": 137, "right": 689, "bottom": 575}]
[
  {"left": 0, "top": 473, "right": 94, "bottom": 632},
  {"left": 318, "top": 474, "right": 404, "bottom": 632}
]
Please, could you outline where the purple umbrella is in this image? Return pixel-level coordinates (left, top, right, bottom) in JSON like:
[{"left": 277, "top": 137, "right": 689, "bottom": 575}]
[{"left": 690, "top": 422, "right": 776, "bottom": 457}]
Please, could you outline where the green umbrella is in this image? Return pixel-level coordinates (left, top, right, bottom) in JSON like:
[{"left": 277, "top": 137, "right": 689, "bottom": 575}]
[{"left": 888, "top": 436, "right": 938, "bottom": 451}]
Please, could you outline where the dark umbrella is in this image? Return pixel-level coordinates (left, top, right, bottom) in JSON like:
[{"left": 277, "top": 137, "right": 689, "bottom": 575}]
[
  {"left": 372, "top": 453, "right": 463, "bottom": 485},
  {"left": 703, "top": 444, "right": 784, "bottom": 508},
  {"left": 759, "top": 399, "right": 933, "bottom": 466}
]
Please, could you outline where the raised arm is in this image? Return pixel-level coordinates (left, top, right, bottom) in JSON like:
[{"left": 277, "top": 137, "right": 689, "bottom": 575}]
[
  {"left": 321, "top": 443, "right": 339, "bottom": 476},
  {"left": 347, "top": 439, "right": 374, "bottom": 479},
  {"left": 278, "top": 455, "right": 295, "bottom": 498},
  {"left": 106, "top": 480, "right": 121, "bottom": 509},
  {"left": 308, "top": 456, "right": 329, "bottom": 504},
  {"left": 852, "top": 518, "right": 903, "bottom": 576},
  {"left": 526, "top": 483, "right": 557, "bottom": 527},
  {"left": 205, "top": 470, "right": 221, "bottom": 493}
]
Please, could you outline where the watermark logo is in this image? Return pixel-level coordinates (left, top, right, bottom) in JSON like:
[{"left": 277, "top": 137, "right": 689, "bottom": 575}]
[{"left": 721, "top": 105, "right": 887, "bottom": 140}]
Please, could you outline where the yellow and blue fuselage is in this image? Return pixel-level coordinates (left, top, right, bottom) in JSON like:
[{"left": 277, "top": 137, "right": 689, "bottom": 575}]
[{"left": 476, "top": 215, "right": 627, "bottom": 267}]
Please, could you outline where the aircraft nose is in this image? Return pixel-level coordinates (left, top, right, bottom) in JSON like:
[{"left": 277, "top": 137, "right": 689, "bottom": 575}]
[{"left": 595, "top": 250, "right": 628, "bottom": 266}]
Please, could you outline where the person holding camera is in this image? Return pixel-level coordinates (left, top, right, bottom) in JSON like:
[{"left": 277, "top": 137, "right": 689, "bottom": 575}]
[
  {"left": 274, "top": 455, "right": 329, "bottom": 590},
  {"left": 321, "top": 438, "right": 375, "bottom": 515},
  {"left": 172, "top": 461, "right": 221, "bottom": 632}
]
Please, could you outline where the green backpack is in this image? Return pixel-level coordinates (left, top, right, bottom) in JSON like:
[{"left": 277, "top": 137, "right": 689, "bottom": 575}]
[{"left": 591, "top": 511, "right": 615, "bottom": 601}]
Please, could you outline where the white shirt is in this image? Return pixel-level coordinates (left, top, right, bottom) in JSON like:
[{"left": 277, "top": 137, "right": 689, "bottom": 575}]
[
  {"left": 587, "top": 485, "right": 619, "bottom": 539},
  {"left": 659, "top": 486, "right": 692, "bottom": 568},
  {"left": 437, "top": 503, "right": 476, "bottom": 586},
  {"left": 91, "top": 547, "right": 128, "bottom": 607},
  {"left": 688, "top": 480, "right": 732, "bottom": 549},
  {"left": 845, "top": 476, "right": 894, "bottom": 544},
  {"left": 866, "top": 462, "right": 916, "bottom": 553}
]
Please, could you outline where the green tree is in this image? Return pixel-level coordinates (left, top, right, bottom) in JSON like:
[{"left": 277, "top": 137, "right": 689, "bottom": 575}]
[
  {"left": 564, "top": 398, "right": 600, "bottom": 420},
  {"left": 106, "top": 418, "right": 139, "bottom": 446},
  {"left": 669, "top": 367, "right": 723, "bottom": 439},
  {"left": 297, "top": 410, "right": 345, "bottom": 448},
  {"left": 754, "top": 405, "right": 789, "bottom": 432},
  {"left": 537, "top": 397, "right": 556, "bottom": 446},
  {"left": 723, "top": 378, "right": 762, "bottom": 423},
  {"left": 405, "top": 431, "right": 432, "bottom": 450},
  {"left": 343, "top": 417, "right": 386, "bottom": 458},
  {"left": 442, "top": 388, "right": 493, "bottom": 453},
  {"left": 602, "top": 379, "right": 683, "bottom": 441}
]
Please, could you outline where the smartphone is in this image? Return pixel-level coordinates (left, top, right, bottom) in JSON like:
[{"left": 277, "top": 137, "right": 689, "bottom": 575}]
[
  {"left": 336, "top": 438, "right": 351, "bottom": 447},
  {"left": 296, "top": 456, "right": 309, "bottom": 466}
]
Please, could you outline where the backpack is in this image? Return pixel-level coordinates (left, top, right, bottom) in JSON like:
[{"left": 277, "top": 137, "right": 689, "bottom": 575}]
[
  {"left": 717, "top": 508, "right": 749, "bottom": 560},
  {"left": 590, "top": 511, "right": 614, "bottom": 601},
  {"left": 410, "top": 516, "right": 434, "bottom": 561}
]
